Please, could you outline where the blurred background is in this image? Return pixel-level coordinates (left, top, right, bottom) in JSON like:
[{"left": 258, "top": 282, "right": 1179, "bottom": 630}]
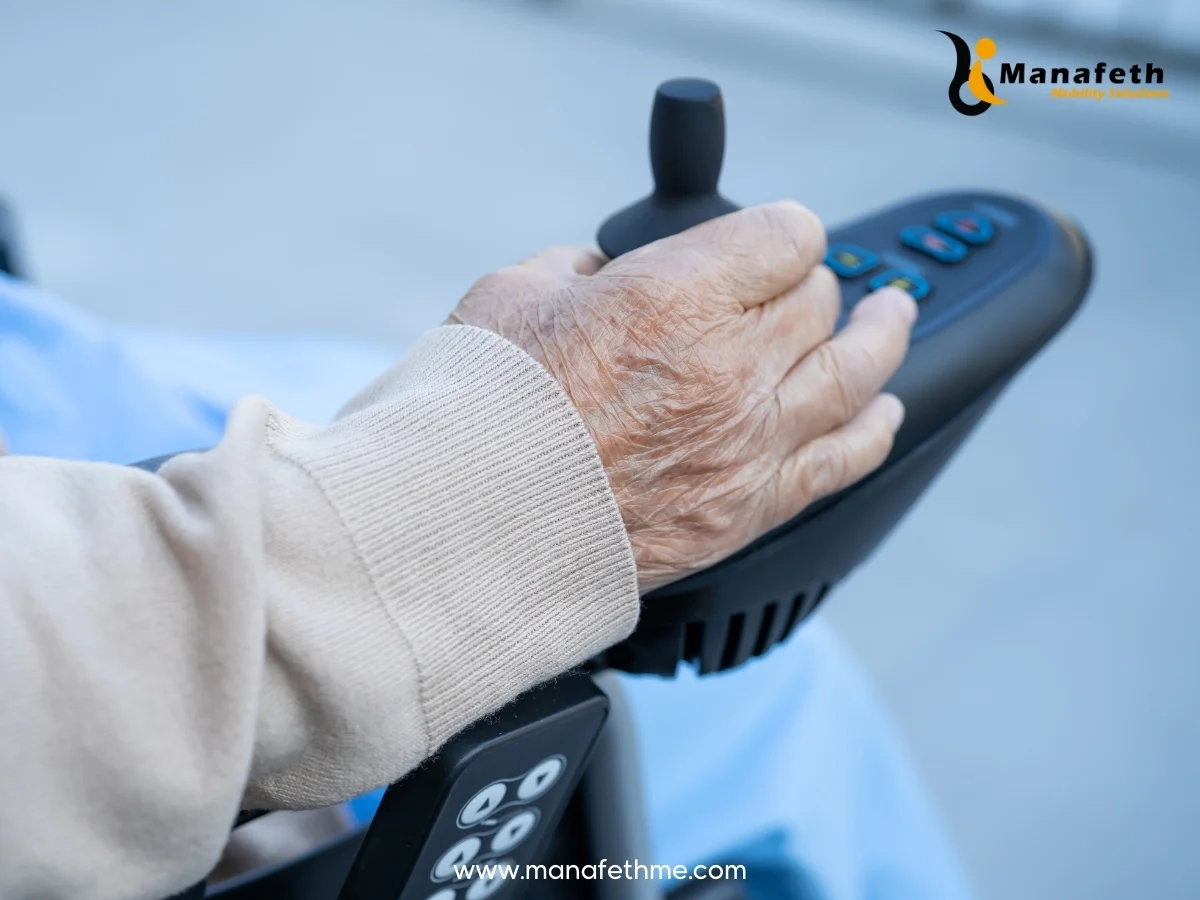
[{"left": 1, "top": 1, "right": 1197, "bottom": 897}]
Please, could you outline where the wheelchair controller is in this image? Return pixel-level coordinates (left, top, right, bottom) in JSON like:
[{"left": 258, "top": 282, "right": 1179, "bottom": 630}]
[
  {"left": 151, "top": 78, "right": 1090, "bottom": 900},
  {"left": 598, "top": 78, "right": 1092, "bottom": 676}
]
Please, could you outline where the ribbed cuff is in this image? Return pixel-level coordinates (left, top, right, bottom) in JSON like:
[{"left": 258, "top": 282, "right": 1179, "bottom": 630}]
[{"left": 278, "top": 325, "right": 639, "bottom": 750}]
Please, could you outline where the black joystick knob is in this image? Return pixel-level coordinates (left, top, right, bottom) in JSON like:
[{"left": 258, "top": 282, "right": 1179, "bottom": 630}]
[{"left": 597, "top": 78, "right": 741, "bottom": 259}]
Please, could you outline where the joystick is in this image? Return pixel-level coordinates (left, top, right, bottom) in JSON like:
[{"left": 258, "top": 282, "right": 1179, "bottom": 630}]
[{"left": 597, "top": 78, "right": 739, "bottom": 258}]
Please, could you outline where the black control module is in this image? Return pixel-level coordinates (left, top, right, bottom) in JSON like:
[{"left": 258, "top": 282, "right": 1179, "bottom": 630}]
[
  {"left": 599, "top": 79, "right": 1091, "bottom": 676},
  {"left": 336, "top": 674, "right": 609, "bottom": 900}
]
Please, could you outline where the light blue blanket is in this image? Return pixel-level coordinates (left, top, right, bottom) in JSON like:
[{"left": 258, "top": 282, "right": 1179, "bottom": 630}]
[{"left": 0, "top": 273, "right": 973, "bottom": 900}]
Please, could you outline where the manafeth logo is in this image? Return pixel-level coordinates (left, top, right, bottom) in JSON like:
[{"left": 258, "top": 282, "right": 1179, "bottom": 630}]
[
  {"left": 940, "top": 31, "right": 1169, "bottom": 115},
  {"left": 940, "top": 31, "right": 1005, "bottom": 116}
]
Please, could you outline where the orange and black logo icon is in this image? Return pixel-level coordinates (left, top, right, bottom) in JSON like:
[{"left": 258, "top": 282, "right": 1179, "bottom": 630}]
[{"left": 940, "top": 31, "right": 1006, "bottom": 116}]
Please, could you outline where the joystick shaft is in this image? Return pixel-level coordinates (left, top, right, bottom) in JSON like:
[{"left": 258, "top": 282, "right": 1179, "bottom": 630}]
[{"left": 650, "top": 79, "right": 725, "bottom": 198}]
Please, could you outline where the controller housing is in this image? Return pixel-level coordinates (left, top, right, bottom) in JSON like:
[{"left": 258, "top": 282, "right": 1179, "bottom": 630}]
[{"left": 604, "top": 190, "right": 1091, "bottom": 675}]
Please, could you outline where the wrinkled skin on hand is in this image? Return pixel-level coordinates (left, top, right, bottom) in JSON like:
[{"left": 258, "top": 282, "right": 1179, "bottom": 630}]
[{"left": 449, "top": 201, "right": 917, "bottom": 593}]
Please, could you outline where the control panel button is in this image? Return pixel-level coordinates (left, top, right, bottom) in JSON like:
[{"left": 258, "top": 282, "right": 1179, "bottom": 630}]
[
  {"left": 825, "top": 243, "right": 879, "bottom": 277},
  {"left": 433, "top": 837, "right": 482, "bottom": 881},
  {"left": 869, "top": 269, "right": 930, "bottom": 301},
  {"left": 898, "top": 226, "right": 967, "bottom": 264},
  {"left": 465, "top": 861, "right": 516, "bottom": 900},
  {"left": 459, "top": 783, "right": 507, "bottom": 827},
  {"left": 933, "top": 210, "right": 994, "bottom": 245},
  {"left": 491, "top": 810, "right": 539, "bottom": 853},
  {"left": 517, "top": 756, "right": 564, "bottom": 801}
]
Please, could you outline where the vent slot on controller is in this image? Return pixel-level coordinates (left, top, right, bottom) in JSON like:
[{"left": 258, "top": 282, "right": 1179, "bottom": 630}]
[{"left": 678, "top": 583, "right": 833, "bottom": 674}]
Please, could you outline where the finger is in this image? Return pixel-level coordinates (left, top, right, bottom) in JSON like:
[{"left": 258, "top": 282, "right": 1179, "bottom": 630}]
[
  {"left": 517, "top": 245, "right": 607, "bottom": 281},
  {"left": 776, "top": 287, "right": 916, "bottom": 454},
  {"left": 771, "top": 393, "right": 905, "bottom": 526},
  {"left": 601, "top": 200, "right": 826, "bottom": 313},
  {"left": 751, "top": 263, "right": 841, "bottom": 385}
]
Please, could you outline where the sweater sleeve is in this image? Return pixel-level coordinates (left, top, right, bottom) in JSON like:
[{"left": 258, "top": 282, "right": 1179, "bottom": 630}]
[{"left": 0, "top": 325, "right": 640, "bottom": 900}]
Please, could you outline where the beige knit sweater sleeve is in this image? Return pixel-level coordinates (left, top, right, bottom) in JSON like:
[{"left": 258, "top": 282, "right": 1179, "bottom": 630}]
[{"left": 0, "top": 325, "right": 640, "bottom": 900}]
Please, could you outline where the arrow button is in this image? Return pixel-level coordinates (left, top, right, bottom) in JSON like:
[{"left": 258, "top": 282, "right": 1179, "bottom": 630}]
[{"left": 517, "top": 756, "right": 565, "bottom": 802}]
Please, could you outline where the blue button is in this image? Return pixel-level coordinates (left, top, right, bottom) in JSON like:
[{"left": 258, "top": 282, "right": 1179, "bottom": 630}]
[
  {"left": 933, "top": 210, "right": 994, "bottom": 245},
  {"left": 869, "top": 268, "right": 930, "bottom": 301},
  {"left": 825, "top": 243, "right": 879, "bottom": 278},
  {"left": 898, "top": 226, "right": 968, "bottom": 264}
]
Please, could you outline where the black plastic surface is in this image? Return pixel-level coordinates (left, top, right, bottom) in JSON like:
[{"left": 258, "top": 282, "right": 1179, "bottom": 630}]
[
  {"left": 0, "top": 197, "right": 28, "bottom": 279},
  {"left": 209, "top": 831, "right": 366, "bottom": 900},
  {"left": 336, "top": 673, "right": 609, "bottom": 900}
]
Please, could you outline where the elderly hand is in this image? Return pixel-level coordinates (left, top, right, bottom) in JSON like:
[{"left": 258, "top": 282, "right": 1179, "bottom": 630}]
[{"left": 448, "top": 201, "right": 917, "bottom": 593}]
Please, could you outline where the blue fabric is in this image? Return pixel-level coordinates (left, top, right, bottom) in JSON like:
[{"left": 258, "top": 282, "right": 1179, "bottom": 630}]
[{"left": 0, "top": 272, "right": 974, "bottom": 900}]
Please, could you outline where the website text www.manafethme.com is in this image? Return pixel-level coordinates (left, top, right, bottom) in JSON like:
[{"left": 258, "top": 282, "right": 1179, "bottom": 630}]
[{"left": 452, "top": 860, "right": 747, "bottom": 885}]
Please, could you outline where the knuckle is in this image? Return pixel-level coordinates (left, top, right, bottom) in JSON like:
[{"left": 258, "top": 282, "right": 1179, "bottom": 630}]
[
  {"left": 806, "top": 442, "right": 849, "bottom": 499},
  {"left": 771, "top": 200, "right": 827, "bottom": 259},
  {"left": 698, "top": 502, "right": 740, "bottom": 538},
  {"left": 768, "top": 390, "right": 787, "bottom": 443},
  {"left": 519, "top": 245, "right": 574, "bottom": 268},
  {"left": 811, "top": 343, "right": 856, "bottom": 421},
  {"left": 808, "top": 265, "right": 842, "bottom": 335},
  {"left": 479, "top": 267, "right": 525, "bottom": 292}
]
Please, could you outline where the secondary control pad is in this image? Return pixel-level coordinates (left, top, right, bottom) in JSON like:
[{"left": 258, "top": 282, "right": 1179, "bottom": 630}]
[{"left": 338, "top": 674, "right": 609, "bottom": 900}]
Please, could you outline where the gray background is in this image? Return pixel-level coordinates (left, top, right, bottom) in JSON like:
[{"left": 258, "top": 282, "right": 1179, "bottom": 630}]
[{"left": 2, "top": 1, "right": 1197, "bottom": 897}]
